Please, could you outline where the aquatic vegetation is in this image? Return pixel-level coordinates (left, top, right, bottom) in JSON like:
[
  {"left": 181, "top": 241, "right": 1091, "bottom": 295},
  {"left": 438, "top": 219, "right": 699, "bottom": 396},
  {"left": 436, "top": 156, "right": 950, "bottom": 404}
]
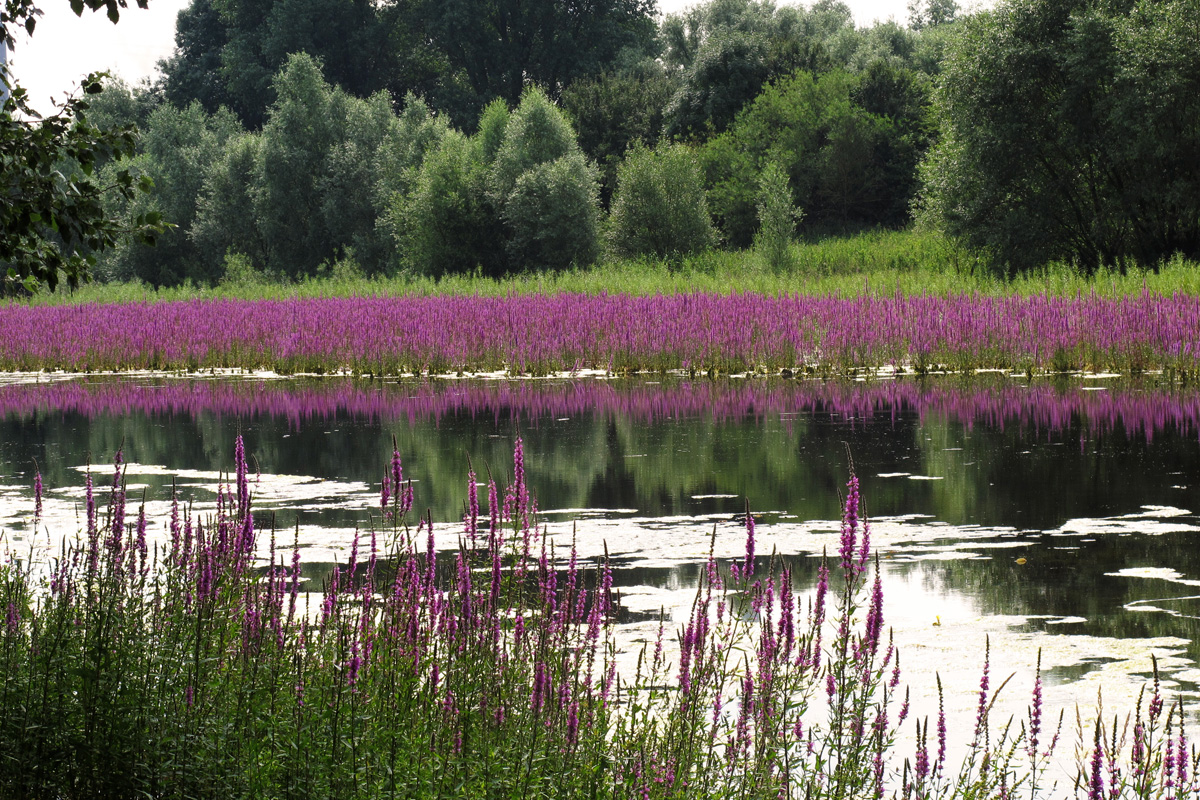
[
  {"left": 2, "top": 291, "right": 1200, "bottom": 375},
  {"left": 0, "top": 436, "right": 1194, "bottom": 798}
]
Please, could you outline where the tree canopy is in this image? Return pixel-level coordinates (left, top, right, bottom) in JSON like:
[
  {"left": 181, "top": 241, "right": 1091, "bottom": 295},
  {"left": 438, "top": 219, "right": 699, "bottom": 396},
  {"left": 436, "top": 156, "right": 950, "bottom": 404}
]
[
  {"left": 919, "top": 0, "right": 1200, "bottom": 274},
  {"left": 1, "top": 0, "right": 164, "bottom": 294}
]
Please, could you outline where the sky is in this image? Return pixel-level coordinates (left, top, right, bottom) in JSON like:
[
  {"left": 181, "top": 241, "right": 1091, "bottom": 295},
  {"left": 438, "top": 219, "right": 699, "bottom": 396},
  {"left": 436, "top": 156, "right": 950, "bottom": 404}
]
[{"left": 6, "top": 0, "right": 930, "bottom": 115}]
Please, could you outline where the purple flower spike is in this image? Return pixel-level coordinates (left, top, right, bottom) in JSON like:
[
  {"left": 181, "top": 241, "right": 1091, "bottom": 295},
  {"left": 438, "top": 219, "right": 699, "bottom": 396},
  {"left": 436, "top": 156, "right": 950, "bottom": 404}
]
[
  {"left": 973, "top": 637, "right": 991, "bottom": 744},
  {"left": 742, "top": 502, "right": 755, "bottom": 579},
  {"left": 33, "top": 469, "right": 42, "bottom": 520},
  {"left": 1089, "top": 721, "right": 1105, "bottom": 800},
  {"left": 863, "top": 568, "right": 884, "bottom": 659},
  {"left": 465, "top": 467, "right": 479, "bottom": 549},
  {"left": 839, "top": 475, "right": 861, "bottom": 574}
]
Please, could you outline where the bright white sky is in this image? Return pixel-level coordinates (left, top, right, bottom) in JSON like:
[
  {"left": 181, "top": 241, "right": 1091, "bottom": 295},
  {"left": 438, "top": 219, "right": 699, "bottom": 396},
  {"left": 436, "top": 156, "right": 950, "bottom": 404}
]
[{"left": 6, "top": 0, "right": 949, "bottom": 114}]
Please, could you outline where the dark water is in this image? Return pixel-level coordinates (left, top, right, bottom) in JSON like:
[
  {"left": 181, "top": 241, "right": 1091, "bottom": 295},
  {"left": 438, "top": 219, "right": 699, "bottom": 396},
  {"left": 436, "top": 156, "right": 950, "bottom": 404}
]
[{"left": 2, "top": 373, "right": 1199, "bottom": 717}]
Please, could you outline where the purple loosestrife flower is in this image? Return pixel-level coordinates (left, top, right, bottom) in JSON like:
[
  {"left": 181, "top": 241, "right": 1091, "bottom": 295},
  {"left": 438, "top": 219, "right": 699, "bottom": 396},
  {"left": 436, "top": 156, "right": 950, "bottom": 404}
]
[
  {"left": 915, "top": 719, "right": 930, "bottom": 783},
  {"left": 465, "top": 467, "right": 478, "bottom": 549},
  {"left": 973, "top": 637, "right": 991, "bottom": 744},
  {"left": 135, "top": 502, "right": 148, "bottom": 576},
  {"left": 85, "top": 472, "right": 98, "bottom": 573},
  {"left": 234, "top": 434, "right": 249, "bottom": 519},
  {"left": 1028, "top": 649, "right": 1043, "bottom": 760},
  {"left": 863, "top": 567, "right": 885, "bottom": 661},
  {"left": 567, "top": 701, "right": 579, "bottom": 745},
  {"left": 380, "top": 472, "right": 391, "bottom": 517},
  {"left": 839, "top": 475, "right": 861, "bottom": 575},
  {"left": 1176, "top": 723, "right": 1188, "bottom": 792},
  {"left": 811, "top": 555, "right": 829, "bottom": 670},
  {"left": 487, "top": 479, "right": 500, "bottom": 547},
  {"left": 779, "top": 568, "right": 794, "bottom": 656},
  {"left": 743, "top": 502, "right": 755, "bottom": 579},
  {"left": 112, "top": 448, "right": 123, "bottom": 491},
  {"left": 1090, "top": 721, "right": 1105, "bottom": 800},
  {"left": 33, "top": 468, "right": 42, "bottom": 520},
  {"left": 532, "top": 660, "right": 547, "bottom": 716},
  {"left": 935, "top": 675, "right": 948, "bottom": 778},
  {"left": 169, "top": 492, "right": 181, "bottom": 562},
  {"left": 679, "top": 620, "right": 696, "bottom": 696},
  {"left": 5, "top": 602, "right": 18, "bottom": 633}
]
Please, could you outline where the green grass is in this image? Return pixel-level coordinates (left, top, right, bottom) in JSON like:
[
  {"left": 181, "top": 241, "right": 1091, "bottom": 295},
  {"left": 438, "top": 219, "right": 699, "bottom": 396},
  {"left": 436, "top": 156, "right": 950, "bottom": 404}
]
[{"left": 18, "top": 229, "right": 1200, "bottom": 306}]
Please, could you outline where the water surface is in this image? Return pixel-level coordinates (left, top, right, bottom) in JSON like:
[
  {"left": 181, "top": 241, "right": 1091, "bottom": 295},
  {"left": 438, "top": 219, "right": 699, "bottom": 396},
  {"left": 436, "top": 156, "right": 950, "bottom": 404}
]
[{"left": 2, "top": 372, "right": 1199, "bottom": 755}]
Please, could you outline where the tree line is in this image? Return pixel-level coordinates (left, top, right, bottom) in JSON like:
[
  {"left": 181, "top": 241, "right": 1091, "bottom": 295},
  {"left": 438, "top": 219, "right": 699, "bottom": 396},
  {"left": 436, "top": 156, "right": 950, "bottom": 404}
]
[{"left": 8, "top": 0, "right": 1200, "bottom": 290}]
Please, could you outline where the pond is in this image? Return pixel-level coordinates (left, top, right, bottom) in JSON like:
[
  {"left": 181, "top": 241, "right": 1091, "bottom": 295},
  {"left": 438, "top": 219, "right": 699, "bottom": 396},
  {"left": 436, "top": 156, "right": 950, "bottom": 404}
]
[{"left": 2, "top": 372, "right": 1199, "bottom": 758}]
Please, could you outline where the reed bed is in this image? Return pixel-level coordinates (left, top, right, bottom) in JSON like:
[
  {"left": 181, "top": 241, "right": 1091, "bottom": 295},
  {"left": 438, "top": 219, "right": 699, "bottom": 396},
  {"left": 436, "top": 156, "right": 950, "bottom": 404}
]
[
  {"left": 1, "top": 436, "right": 1194, "bottom": 799},
  {"left": 2, "top": 292, "right": 1200, "bottom": 376}
]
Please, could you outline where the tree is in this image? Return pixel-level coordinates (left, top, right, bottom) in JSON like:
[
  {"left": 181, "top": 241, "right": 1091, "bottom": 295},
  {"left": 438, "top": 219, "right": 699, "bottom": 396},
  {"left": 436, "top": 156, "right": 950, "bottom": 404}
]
[
  {"left": 1, "top": 0, "right": 164, "bottom": 294},
  {"left": 95, "top": 99, "right": 241, "bottom": 286},
  {"left": 489, "top": 88, "right": 601, "bottom": 271},
  {"left": 918, "top": 0, "right": 1200, "bottom": 274},
  {"left": 661, "top": 0, "right": 850, "bottom": 139},
  {"left": 560, "top": 67, "right": 675, "bottom": 206},
  {"left": 421, "top": 0, "right": 659, "bottom": 124},
  {"left": 907, "top": 0, "right": 959, "bottom": 30},
  {"left": 159, "top": 0, "right": 439, "bottom": 128},
  {"left": 608, "top": 142, "right": 716, "bottom": 261},
  {"left": 754, "top": 161, "right": 802, "bottom": 271}
]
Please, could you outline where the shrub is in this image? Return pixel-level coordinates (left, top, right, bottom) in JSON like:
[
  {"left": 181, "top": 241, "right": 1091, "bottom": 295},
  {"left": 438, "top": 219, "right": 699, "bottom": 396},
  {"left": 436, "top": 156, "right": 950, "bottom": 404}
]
[
  {"left": 487, "top": 88, "right": 602, "bottom": 271},
  {"left": 608, "top": 143, "right": 718, "bottom": 262},
  {"left": 392, "top": 131, "right": 505, "bottom": 277},
  {"left": 754, "top": 162, "right": 803, "bottom": 272},
  {"left": 502, "top": 151, "right": 601, "bottom": 270}
]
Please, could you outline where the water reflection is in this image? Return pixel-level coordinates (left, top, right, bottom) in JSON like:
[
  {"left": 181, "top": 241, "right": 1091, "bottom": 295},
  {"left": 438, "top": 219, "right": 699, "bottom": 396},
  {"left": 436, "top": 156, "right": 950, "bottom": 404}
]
[{"left": 1, "top": 373, "right": 1199, "bottom": 723}]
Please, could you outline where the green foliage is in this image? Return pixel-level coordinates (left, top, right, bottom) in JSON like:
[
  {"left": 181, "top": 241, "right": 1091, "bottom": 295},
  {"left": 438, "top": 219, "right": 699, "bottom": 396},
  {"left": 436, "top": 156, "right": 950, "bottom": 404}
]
[
  {"left": 702, "top": 68, "right": 927, "bottom": 245},
  {"left": 420, "top": 0, "right": 659, "bottom": 124},
  {"left": 0, "top": 74, "right": 164, "bottom": 294},
  {"left": 661, "top": 0, "right": 858, "bottom": 139},
  {"left": 253, "top": 53, "right": 400, "bottom": 279},
  {"left": 473, "top": 98, "right": 510, "bottom": 166},
  {"left": 560, "top": 68, "right": 675, "bottom": 205},
  {"left": 97, "top": 100, "right": 242, "bottom": 286},
  {"left": 218, "top": 249, "right": 266, "bottom": 286},
  {"left": 502, "top": 151, "right": 601, "bottom": 271},
  {"left": 391, "top": 130, "right": 503, "bottom": 277},
  {"left": 159, "top": 0, "right": 434, "bottom": 128},
  {"left": 486, "top": 88, "right": 602, "bottom": 271},
  {"left": 754, "top": 161, "right": 801, "bottom": 272},
  {"left": 907, "top": 0, "right": 959, "bottom": 30},
  {"left": 192, "top": 132, "right": 265, "bottom": 269},
  {"left": 489, "top": 88, "right": 580, "bottom": 204},
  {"left": 607, "top": 143, "right": 717, "bottom": 262},
  {"left": 664, "top": 29, "right": 771, "bottom": 138},
  {"left": 918, "top": 0, "right": 1200, "bottom": 274}
]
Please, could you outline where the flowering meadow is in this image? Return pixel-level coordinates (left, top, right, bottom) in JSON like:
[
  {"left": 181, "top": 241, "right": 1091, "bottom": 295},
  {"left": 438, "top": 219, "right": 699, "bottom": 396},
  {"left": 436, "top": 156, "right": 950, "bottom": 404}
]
[
  {"left": 3, "top": 291, "right": 1200, "bottom": 374},
  {"left": 1, "top": 436, "right": 1196, "bottom": 799}
]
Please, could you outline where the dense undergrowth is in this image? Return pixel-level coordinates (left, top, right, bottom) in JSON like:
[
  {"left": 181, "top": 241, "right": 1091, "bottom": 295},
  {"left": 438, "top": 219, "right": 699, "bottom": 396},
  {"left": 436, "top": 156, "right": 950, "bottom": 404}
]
[{"left": 0, "top": 437, "right": 1194, "bottom": 799}]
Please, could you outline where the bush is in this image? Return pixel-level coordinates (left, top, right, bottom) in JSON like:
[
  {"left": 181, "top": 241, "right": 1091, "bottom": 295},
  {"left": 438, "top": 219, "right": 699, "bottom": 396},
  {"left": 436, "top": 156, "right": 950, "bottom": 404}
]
[
  {"left": 608, "top": 143, "right": 717, "bottom": 262},
  {"left": 392, "top": 131, "right": 505, "bottom": 276},
  {"left": 503, "top": 151, "right": 601, "bottom": 271},
  {"left": 754, "top": 162, "right": 803, "bottom": 271},
  {"left": 487, "top": 88, "right": 602, "bottom": 271}
]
